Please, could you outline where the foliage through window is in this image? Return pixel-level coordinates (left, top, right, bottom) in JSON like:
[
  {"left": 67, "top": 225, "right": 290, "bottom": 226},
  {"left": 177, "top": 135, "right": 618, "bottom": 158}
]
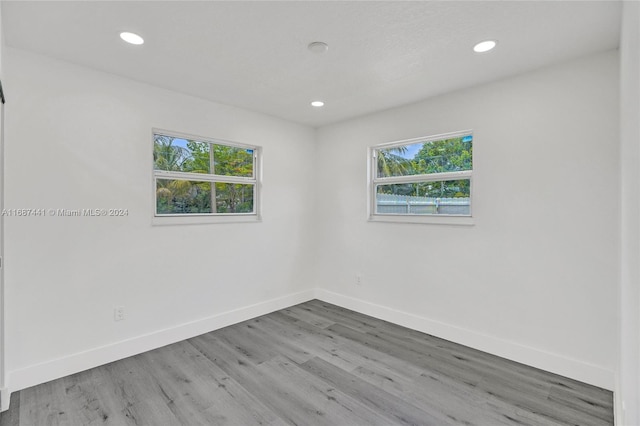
[
  {"left": 153, "top": 131, "right": 259, "bottom": 217},
  {"left": 371, "top": 131, "right": 472, "bottom": 217}
]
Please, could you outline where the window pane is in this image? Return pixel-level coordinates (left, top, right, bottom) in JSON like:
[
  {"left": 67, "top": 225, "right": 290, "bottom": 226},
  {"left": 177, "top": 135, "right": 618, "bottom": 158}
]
[
  {"left": 154, "top": 135, "right": 210, "bottom": 174},
  {"left": 156, "top": 179, "right": 212, "bottom": 214},
  {"left": 214, "top": 183, "right": 254, "bottom": 213},
  {"left": 213, "top": 145, "right": 254, "bottom": 177},
  {"left": 377, "top": 135, "right": 472, "bottom": 178},
  {"left": 376, "top": 179, "right": 470, "bottom": 215},
  {"left": 157, "top": 180, "right": 255, "bottom": 215}
]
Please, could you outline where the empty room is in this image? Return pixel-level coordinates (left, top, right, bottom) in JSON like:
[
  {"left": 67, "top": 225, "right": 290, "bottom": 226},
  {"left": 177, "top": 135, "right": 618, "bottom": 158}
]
[{"left": 0, "top": 0, "right": 638, "bottom": 425}]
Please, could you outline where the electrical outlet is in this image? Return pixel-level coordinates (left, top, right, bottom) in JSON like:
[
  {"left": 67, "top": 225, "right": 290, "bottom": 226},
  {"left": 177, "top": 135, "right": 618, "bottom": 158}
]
[
  {"left": 356, "top": 274, "right": 363, "bottom": 286},
  {"left": 114, "top": 306, "right": 125, "bottom": 321}
]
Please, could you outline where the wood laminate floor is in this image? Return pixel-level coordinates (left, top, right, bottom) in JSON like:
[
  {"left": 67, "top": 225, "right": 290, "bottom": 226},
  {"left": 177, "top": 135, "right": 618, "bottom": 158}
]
[{"left": 0, "top": 300, "right": 614, "bottom": 426}]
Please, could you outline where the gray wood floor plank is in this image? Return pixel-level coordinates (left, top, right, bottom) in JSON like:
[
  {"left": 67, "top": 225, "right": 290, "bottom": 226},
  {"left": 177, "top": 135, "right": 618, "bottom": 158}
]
[
  {"left": 87, "top": 367, "right": 149, "bottom": 426},
  {"left": 246, "top": 316, "right": 317, "bottom": 362},
  {"left": 138, "top": 344, "right": 228, "bottom": 425},
  {"left": 354, "top": 323, "right": 559, "bottom": 402},
  {"left": 99, "top": 355, "right": 184, "bottom": 426},
  {"left": 302, "top": 300, "right": 383, "bottom": 333},
  {"left": 141, "top": 340, "right": 286, "bottom": 425},
  {"left": 214, "top": 319, "right": 285, "bottom": 365},
  {"left": 350, "top": 362, "right": 562, "bottom": 426},
  {"left": 255, "top": 313, "right": 375, "bottom": 372},
  {"left": 1, "top": 300, "right": 614, "bottom": 426},
  {"left": 300, "top": 356, "right": 449, "bottom": 426},
  {"left": 264, "top": 310, "right": 438, "bottom": 385},
  {"left": 474, "top": 374, "right": 612, "bottom": 426},
  {"left": 189, "top": 333, "right": 394, "bottom": 425},
  {"left": 279, "top": 305, "right": 337, "bottom": 329},
  {"left": 546, "top": 385, "right": 614, "bottom": 424},
  {"left": 59, "top": 368, "right": 127, "bottom": 426},
  {"left": 326, "top": 321, "right": 487, "bottom": 387},
  {"left": 18, "top": 377, "right": 71, "bottom": 426},
  {"left": 218, "top": 316, "right": 314, "bottom": 365},
  {"left": 256, "top": 355, "right": 394, "bottom": 426},
  {"left": 391, "top": 326, "right": 612, "bottom": 407}
]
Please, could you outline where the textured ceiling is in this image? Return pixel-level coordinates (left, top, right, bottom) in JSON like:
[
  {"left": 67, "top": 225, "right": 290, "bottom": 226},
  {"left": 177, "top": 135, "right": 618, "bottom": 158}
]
[{"left": 2, "top": 1, "right": 622, "bottom": 127}]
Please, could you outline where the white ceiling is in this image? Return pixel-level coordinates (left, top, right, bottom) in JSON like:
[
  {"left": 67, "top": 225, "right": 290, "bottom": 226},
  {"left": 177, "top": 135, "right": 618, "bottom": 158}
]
[{"left": 2, "top": 1, "right": 622, "bottom": 127}]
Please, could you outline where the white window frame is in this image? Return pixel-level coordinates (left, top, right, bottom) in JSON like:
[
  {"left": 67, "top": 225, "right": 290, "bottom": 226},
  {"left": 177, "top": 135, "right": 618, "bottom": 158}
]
[
  {"left": 368, "top": 130, "right": 474, "bottom": 226},
  {"left": 152, "top": 128, "right": 262, "bottom": 225}
]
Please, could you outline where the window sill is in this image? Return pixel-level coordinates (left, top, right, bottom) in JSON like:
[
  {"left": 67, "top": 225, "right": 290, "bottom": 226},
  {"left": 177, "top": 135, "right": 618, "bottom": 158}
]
[
  {"left": 368, "top": 214, "right": 474, "bottom": 226},
  {"left": 152, "top": 214, "right": 261, "bottom": 226}
]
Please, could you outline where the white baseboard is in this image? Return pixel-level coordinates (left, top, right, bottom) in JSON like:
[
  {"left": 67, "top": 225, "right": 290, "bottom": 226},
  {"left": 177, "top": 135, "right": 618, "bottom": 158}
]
[
  {"left": 6, "top": 289, "right": 316, "bottom": 400},
  {"left": 315, "top": 288, "right": 615, "bottom": 391},
  {"left": 614, "top": 379, "right": 622, "bottom": 426},
  {"left": 0, "top": 387, "right": 9, "bottom": 411}
]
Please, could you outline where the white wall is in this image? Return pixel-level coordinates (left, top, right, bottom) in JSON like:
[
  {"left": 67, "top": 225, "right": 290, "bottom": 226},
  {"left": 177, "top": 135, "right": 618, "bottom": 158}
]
[
  {"left": 314, "top": 50, "right": 619, "bottom": 389},
  {"left": 619, "top": 1, "right": 640, "bottom": 424},
  {"left": 3, "top": 47, "right": 317, "bottom": 391}
]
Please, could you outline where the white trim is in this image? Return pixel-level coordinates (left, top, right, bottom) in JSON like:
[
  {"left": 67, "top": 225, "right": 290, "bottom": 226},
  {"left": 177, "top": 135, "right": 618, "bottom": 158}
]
[
  {"left": 154, "top": 170, "right": 256, "bottom": 185},
  {"left": 314, "top": 288, "right": 615, "bottom": 391},
  {"left": 0, "top": 388, "right": 8, "bottom": 411},
  {"left": 374, "top": 170, "right": 472, "bottom": 185},
  {"left": 152, "top": 127, "right": 259, "bottom": 153},
  {"left": 614, "top": 375, "right": 623, "bottom": 426},
  {"left": 0, "top": 102, "right": 5, "bottom": 411},
  {"left": 6, "top": 290, "right": 315, "bottom": 395},
  {"left": 152, "top": 213, "right": 262, "bottom": 226},
  {"left": 373, "top": 129, "right": 474, "bottom": 151},
  {"left": 368, "top": 214, "right": 474, "bottom": 226}
]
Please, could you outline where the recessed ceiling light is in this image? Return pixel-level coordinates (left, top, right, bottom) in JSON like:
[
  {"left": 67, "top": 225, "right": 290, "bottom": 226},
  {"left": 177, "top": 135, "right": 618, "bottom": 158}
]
[
  {"left": 308, "top": 42, "right": 329, "bottom": 54},
  {"left": 120, "top": 32, "right": 144, "bottom": 45},
  {"left": 311, "top": 101, "right": 325, "bottom": 107},
  {"left": 473, "top": 40, "right": 496, "bottom": 53}
]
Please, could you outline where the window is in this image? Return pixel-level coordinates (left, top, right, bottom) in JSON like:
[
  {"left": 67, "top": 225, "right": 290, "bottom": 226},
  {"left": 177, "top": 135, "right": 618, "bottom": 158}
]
[
  {"left": 153, "top": 129, "right": 260, "bottom": 223},
  {"left": 369, "top": 130, "right": 473, "bottom": 224}
]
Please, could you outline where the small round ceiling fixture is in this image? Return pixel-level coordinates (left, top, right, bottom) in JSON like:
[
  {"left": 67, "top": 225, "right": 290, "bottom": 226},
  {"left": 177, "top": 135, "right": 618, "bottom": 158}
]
[
  {"left": 473, "top": 40, "right": 496, "bottom": 53},
  {"left": 120, "top": 32, "right": 144, "bottom": 45},
  {"left": 311, "top": 101, "right": 325, "bottom": 107},
  {"left": 308, "top": 41, "right": 329, "bottom": 54}
]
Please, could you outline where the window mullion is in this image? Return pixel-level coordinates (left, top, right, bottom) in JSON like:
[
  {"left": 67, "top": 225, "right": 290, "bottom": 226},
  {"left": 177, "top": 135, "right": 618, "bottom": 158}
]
[
  {"left": 154, "top": 170, "right": 256, "bottom": 184},
  {"left": 210, "top": 144, "right": 217, "bottom": 213},
  {"left": 374, "top": 170, "right": 472, "bottom": 185}
]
